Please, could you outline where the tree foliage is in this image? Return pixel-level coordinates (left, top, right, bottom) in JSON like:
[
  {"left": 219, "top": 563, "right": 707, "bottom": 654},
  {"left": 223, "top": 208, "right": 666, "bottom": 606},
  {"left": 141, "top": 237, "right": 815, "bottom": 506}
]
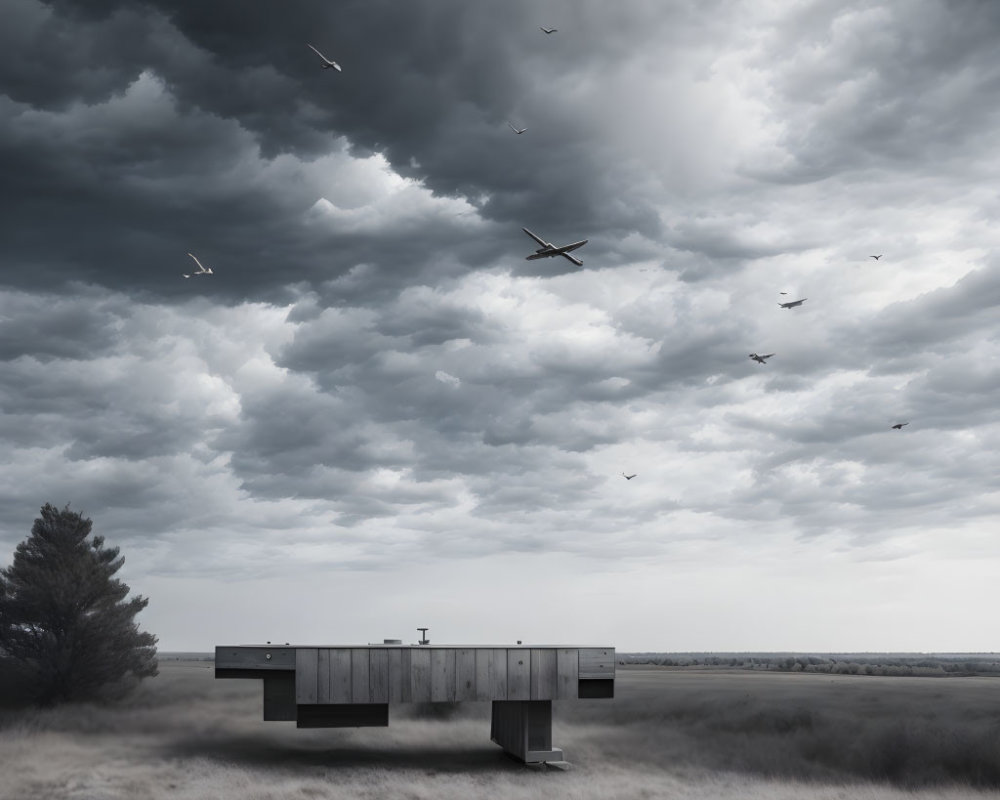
[{"left": 0, "top": 503, "right": 157, "bottom": 705}]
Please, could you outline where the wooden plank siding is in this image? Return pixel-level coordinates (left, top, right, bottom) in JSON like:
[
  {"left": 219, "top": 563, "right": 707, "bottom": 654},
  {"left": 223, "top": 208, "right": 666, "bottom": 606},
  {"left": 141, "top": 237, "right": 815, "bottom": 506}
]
[
  {"left": 556, "top": 648, "right": 579, "bottom": 699},
  {"left": 578, "top": 648, "right": 615, "bottom": 679},
  {"left": 430, "top": 648, "right": 457, "bottom": 701},
  {"left": 410, "top": 647, "right": 432, "bottom": 702},
  {"left": 295, "top": 648, "right": 318, "bottom": 704},
  {"left": 456, "top": 649, "right": 477, "bottom": 701},
  {"left": 351, "top": 649, "right": 370, "bottom": 704},
  {"left": 331, "top": 649, "right": 352, "bottom": 703},
  {"left": 220, "top": 646, "right": 615, "bottom": 705},
  {"left": 400, "top": 647, "right": 412, "bottom": 703},
  {"left": 507, "top": 649, "right": 530, "bottom": 701},
  {"left": 387, "top": 648, "right": 403, "bottom": 703},
  {"left": 317, "top": 649, "right": 331, "bottom": 703},
  {"left": 474, "top": 649, "right": 493, "bottom": 701},
  {"left": 530, "top": 649, "right": 557, "bottom": 700},
  {"left": 369, "top": 649, "right": 389, "bottom": 703},
  {"left": 491, "top": 700, "right": 527, "bottom": 761},
  {"left": 491, "top": 649, "right": 508, "bottom": 700}
]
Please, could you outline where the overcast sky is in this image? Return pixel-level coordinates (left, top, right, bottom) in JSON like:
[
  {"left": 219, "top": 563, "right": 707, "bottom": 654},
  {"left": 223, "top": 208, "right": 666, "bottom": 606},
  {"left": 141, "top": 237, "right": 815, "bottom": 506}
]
[{"left": 2, "top": 0, "right": 999, "bottom": 653}]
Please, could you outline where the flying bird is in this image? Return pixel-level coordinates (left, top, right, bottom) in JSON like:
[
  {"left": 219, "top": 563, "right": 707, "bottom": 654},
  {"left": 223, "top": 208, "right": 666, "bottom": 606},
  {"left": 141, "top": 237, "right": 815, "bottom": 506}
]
[
  {"left": 778, "top": 298, "right": 807, "bottom": 308},
  {"left": 890, "top": 422, "right": 909, "bottom": 430},
  {"left": 306, "top": 43, "right": 342, "bottom": 71},
  {"left": 182, "top": 253, "right": 213, "bottom": 278},
  {"left": 539, "top": 26, "right": 557, "bottom": 34},
  {"left": 779, "top": 292, "right": 788, "bottom": 295},
  {"left": 507, "top": 121, "right": 527, "bottom": 134},
  {"left": 522, "top": 227, "right": 588, "bottom": 266},
  {"left": 749, "top": 353, "right": 775, "bottom": 364},
  {"left": 623, "top": 472, "right": 637, "bottom": 480},
  {"left": 870, "top": 255, "right": 882, "bottom": 261}
]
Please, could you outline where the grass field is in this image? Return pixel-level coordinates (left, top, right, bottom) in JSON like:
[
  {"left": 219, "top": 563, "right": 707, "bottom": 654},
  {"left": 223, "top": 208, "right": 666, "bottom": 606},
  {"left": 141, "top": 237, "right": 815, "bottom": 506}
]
[{"left": 1, "top": 661, "right": 998, "bottom": 799}]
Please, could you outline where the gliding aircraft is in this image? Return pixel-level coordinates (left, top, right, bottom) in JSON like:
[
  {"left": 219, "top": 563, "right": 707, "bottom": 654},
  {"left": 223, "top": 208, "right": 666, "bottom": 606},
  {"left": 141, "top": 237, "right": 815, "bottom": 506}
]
[{"left": 522, "top": 228, "right": 588, "bottom": 266}]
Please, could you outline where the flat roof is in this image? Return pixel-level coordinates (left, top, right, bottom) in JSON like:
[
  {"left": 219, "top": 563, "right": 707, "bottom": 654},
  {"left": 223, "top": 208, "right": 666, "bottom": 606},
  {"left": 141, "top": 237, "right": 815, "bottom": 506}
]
[{"left": 223, "top": 643, "right": 615, "bottom": 649}]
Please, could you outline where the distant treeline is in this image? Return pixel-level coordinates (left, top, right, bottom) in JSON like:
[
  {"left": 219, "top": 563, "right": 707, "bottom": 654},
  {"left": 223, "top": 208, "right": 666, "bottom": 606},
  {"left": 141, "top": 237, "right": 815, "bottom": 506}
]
[
  {"left": 619, "top": 653, "right": 1000, "bottom": 677},
  {"left": 156, "top": 653, "right": 214, "bottom": 661}
]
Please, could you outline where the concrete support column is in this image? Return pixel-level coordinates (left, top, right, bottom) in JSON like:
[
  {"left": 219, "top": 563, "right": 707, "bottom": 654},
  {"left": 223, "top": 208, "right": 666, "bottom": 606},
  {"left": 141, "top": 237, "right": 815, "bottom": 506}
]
[{"left": 490, "top": 700, "right": 564, "bottom": 763}]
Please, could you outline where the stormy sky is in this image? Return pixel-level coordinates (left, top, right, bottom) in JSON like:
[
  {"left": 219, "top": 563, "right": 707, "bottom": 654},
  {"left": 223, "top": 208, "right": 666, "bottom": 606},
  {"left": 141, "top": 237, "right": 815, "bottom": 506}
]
[{"left": 2, "top": 0, "right": 998, "bottom": 652}]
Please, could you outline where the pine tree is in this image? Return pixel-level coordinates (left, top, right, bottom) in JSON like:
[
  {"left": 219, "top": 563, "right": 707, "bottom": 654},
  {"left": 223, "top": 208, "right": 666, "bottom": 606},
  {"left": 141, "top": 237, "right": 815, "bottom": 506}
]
[{"left": 0, "top": 503, "right": 157, "bottom": 705}]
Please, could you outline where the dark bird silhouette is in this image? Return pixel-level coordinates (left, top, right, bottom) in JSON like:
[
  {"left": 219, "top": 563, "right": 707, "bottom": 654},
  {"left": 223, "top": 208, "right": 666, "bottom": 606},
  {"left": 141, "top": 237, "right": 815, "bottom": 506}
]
[
  {"left": 891, "top": 422, "right": 909, "bottom": 429},
  {"left": 779, "top": 291, "right": 788, "bottom": 295},
  {"left": 871, "top": 255, "right": 882, "bottom": 260},
  {"left": 749, "top": 353, "right": 775, "bottom": 364},
  {"left": 778, "top": 298, "right": 807, "bottom": 308},
  {"left": 540, "top": 26, "right": 557, "bottom": 34},
  {"left": 622, "top": 472, "right": 637, "bottom": 480}
]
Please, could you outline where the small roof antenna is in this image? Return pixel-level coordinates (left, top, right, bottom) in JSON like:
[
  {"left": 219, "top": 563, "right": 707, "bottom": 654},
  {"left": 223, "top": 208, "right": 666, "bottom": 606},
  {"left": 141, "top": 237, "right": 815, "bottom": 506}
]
[{"left": 417, "top": 627, "right": 430, "bottom": 645}]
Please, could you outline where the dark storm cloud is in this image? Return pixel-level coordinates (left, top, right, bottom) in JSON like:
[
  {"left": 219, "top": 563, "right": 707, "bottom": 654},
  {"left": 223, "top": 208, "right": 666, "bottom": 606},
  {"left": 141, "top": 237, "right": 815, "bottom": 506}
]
[
  {"left": 748, "top": 0, "right": 1000, "bottom": 184},
  {"left": 0, "top": 288, "right": 125, "bottom": 361},
  {"left": 0, "top": 0, "right": 741, "bottom": 304}
]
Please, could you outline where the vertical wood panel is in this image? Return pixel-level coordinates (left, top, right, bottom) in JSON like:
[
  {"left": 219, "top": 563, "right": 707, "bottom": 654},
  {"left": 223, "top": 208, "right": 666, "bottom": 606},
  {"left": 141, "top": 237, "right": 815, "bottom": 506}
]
[
  {"left": 556, "top": 648, "right": 579, "bottom": 699},
  {"left": 369, "top": 649, "right": 389, "bottom": 703},
  {"left": 410, "top": 647, "right": 432, "bottom": 702},
  {"left": 527, "top": 701, "right": 553, "bottom": 751},
  {"left": 431, "top": 648, "right": 457, "bottom": 701},
  {"left": 331, "top": 649, "right": 352, "bottom": 703},
  {"left": 295, "top": 648, "right": 318, "bottom": 704},
  {"left": 491, "top": 701, "right": 527, "bottom": 761},
  {"left": 317, "top": 649, "right": 331, "bottom": 703},
  {"left": 507, "top": 649, "right": 530, "bottom": 701},
  {"left": 400, "top": 648, "right": 412, "bottom": 703},
  {"left": 530, "top": 649, "right": 557, "bottom": 700},
  {"left": 475, "top": 648, "right": 492, "bottom": 701},
  {"left": 388, "top": 648, "right": 403, "bottom": 703},
  {"left": 351, "top": 649, "right": 370, "bottom": 703},
  {"left": 491, "top": 649, "right": 508, "bottom": 700},
  {"left": 455, "top": 648, "right": 476, "bottom": 701}
]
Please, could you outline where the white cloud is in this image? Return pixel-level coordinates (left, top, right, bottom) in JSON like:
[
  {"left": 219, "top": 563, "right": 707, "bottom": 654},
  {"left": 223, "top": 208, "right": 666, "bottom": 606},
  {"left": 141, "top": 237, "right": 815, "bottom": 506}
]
[{"left": 434, "top": 370, "right": 461, "bottom": 388}]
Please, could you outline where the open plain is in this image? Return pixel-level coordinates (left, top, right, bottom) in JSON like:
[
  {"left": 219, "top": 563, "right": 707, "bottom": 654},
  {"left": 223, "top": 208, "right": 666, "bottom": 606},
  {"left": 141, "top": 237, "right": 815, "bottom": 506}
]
[{"left": 1, "top": 660, "right": 999, "bottom": 799}]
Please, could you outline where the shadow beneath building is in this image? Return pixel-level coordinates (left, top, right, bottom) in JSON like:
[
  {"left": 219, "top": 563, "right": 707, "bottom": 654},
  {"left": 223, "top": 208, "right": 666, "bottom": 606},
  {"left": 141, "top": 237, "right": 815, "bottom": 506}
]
[{"left": 163, "top": 733, "right": 527, "bottom": 773}]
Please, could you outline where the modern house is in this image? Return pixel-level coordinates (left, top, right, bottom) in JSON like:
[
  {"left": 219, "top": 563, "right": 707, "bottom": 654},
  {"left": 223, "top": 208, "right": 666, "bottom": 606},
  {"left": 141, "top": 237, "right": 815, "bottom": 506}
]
[{"left": 215, "top": 639, "right": 615, "bottom": 764}]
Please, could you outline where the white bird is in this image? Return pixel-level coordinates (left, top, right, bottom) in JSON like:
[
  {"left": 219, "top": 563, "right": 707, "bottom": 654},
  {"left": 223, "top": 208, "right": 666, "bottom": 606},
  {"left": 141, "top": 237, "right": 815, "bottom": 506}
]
[
  {"left": 307, "top": 43, "right": 342, "bottom": 71},
  {"left": 539, "top": 26, "right": 557, "bottom": 34},
  {"left": 182, "top": 253, "right": 213, "bottom": 278},
  {"left": 507, "top": 121, "right": 527, "bottom": 135}
]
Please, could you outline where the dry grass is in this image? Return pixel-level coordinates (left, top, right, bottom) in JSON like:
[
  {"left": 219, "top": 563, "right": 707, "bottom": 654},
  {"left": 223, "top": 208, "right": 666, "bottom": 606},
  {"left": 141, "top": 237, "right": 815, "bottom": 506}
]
[{"left": 0, "top": 662, "right": 997, "bottom": 799}]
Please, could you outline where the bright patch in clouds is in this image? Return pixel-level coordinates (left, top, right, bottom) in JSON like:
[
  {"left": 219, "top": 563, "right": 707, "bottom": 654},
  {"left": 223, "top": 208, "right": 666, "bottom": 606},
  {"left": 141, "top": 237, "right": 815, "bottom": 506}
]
[{"left": 434, "top": 370, "right": 461, "bottom": 388}]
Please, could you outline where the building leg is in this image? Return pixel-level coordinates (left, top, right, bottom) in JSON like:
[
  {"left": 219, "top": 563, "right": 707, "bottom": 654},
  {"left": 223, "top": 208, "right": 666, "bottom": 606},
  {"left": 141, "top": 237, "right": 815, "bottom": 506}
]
[{"left": 490, "top": 700, "right": 564, "bottom": 763}]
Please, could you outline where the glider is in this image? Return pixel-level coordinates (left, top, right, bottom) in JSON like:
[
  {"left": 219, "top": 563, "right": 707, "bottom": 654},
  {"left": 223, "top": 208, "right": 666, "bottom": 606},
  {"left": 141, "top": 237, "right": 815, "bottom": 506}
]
[{"left": 522, "top": 228, "right": 588, "bottom": 267}]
